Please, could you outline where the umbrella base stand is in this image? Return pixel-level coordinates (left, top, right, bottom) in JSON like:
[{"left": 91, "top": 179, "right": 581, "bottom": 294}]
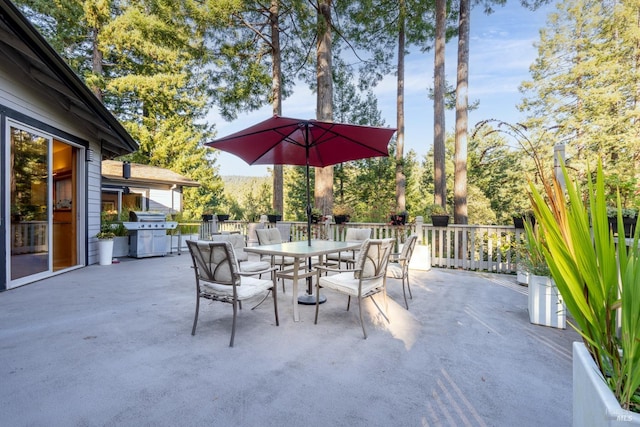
[{"left": 298, "top": 293, "right": 327, "bottom": 305}]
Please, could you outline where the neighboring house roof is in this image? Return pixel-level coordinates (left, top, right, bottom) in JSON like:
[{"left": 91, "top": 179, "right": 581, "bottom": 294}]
[
  {"left": 0, "top": 0, "right": 137, "bottom": 157},
  {"left": 102, "top": 160, "right": 200, "bottom": 188}
]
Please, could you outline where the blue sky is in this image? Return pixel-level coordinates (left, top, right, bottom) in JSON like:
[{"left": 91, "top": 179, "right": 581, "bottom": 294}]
[{"left": 208, "top": 2, "right": 556, "bottom": 177}]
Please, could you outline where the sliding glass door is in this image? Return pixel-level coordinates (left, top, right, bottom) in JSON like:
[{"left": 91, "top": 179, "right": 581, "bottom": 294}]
[
  {"left": 9, "top": 126, "right": 50, "bottom": 281},
  {"left": 6, "top": 121, "right": 81, "bottom": 288}
]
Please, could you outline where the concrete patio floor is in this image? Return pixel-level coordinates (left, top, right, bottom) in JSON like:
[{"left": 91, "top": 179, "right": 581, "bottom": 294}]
[{"left": 0, "top": 253, "right": 580, "bottom": 426}]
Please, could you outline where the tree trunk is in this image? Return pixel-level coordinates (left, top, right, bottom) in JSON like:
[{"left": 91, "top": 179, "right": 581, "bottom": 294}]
[
  {"left": 395, "top": 0, "right": 406, "bottom": 213},
  {"left": 91, "top": 26, "right": 103, "bottom": 101},
  {"left": 433, "top": 0, "right": 447, "bottom": 207},
  {"left": 269, "top": 0, "right": 284, "bottom": 215},
  {"left": 454, "top": 0, "right": 469, "bottom": 225},
  {"left": 315, "top": 0, "right": 333, "bottom": 215}
]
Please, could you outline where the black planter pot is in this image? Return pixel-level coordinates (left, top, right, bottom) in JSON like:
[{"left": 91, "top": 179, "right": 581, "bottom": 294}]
[
  {"left": 625, "top": 216, "right": 637, "bottom": 238},
  {"left": 390, "top": 214, "right": 407, "bottom": 225},
  {"left": 334, "top": 214, "right": 349, "bottom": 225},
  {"left": 201, "top": 214, "right": 213, "bottom": 222},
  {"left": 267, "top": 214, "right": 282, "bottom": 223},
  {"left": 513, "top": 215, "right": 536, "bottom": 229},
  {"left": 609, "top": 216, "right": 637, "bottom": 238},
  {"left": 431, "top": 214, "right": 450, "bottom": 227},
  {"left": 216, "top": 214, "right": 230, "bottom": 222}
]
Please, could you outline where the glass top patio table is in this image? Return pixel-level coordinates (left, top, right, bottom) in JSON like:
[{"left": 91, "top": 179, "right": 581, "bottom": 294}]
[{"left": 244, "top": 240, "right": 362, "bottom": 322}]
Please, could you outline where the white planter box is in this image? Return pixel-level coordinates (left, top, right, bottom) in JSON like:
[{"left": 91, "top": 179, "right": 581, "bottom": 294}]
[
  {"left": 97, "top": 239, "right": 114, "bottom": 266},
  {"left": 573, "top": 342, "right": 640, "bottom": 426},
  {"left": 516, "top": 269, "right": 529, "bottom": 285},
  {"left": 112, "top": 236, "right": 129, "bottom": 257},
  {"left": 528, "top": 274, "right": 566, "bottom": 329},
  {"left": 409, "top": 244, "right": 431, "bottom": 271}
]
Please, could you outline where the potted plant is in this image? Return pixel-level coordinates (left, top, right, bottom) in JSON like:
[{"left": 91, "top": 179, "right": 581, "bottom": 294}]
[
  {"left": 333, "top": 204, "right": 353, "bottom": 224},
  {"left": 96, "top": 224, "right": 116, "bottom": 266},
  {"left": 512, "top": 209, "right": 536, "bottom": 229},
  {"left": 267, "top": 212, "right": 282, "bottom": 223},
  {"left": 513, "top": 239, "right": 530, "bottom": 285},
  {"left": 427, "top": 204, "right": 450, "bottom": 227},
  {"left": 390, "top": 210, "right": 408, "bottom": 225},
  {"left": 216, "top": 214, "right": 230, "bottom": 222},
  {"left": 529, "top": 160, "right": 640, "bottom": 425},
  {"left": 606, "top": 206, "right": 638, "bottom": 238},
  {"left": 310, "top": 208, "right": 323, "bottom": 224},
  {"left": 522, "top": 221, "right": 565, "bottom": 328},
  {"left": 109, "top": 222, "right": 129, "bottom": 257}
]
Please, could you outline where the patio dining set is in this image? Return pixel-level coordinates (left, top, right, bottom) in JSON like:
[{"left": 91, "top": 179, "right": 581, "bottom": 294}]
[{"left": 186, "top": 228, "right": 418, "bottom": 347}]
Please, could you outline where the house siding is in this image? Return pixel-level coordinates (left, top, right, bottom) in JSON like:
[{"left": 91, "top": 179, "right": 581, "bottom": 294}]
[
  {"left": 148, "top": 188, "right": 181, "bottom": 215},
  {"left": 1, "top": 56, "right": 103, "bottom": 268},
  {"left": 87, "top": 159, "right": 102, "bottom": 264}
]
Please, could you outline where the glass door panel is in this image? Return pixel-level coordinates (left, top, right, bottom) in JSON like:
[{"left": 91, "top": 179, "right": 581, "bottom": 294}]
[
  {"left": 10, "top": 127, "right": 50, "bottom": 280},
  {"left": 52, "top": 140, "right": 77, "bottom": 271}
]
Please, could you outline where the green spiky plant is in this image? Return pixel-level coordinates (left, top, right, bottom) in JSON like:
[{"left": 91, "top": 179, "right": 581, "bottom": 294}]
[
  {"left": 522, "top": 220, "right": 550, "bottom": 276},
  {"left": 528, "top": 160, "right": 640, "bottom": 411}
]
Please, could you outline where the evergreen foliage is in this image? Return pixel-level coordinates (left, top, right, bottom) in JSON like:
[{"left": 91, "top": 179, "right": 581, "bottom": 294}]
[
  {"left": 14, "top": 0, "right": 236, "bottom": 218},
  {"left": 519, "top": 0, "right": 640, "bottom": 205},
  {"left": 15, "top": 0, "right": 638, "bottom": 225}
]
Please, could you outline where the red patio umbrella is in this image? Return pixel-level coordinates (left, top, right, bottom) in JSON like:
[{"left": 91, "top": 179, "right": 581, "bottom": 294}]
[{"left": 206, "top": 115, "right": 397, "bottom": 245}]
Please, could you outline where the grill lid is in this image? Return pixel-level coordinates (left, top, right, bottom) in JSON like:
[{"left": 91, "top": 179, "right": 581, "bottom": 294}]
[{"left": 129, "top": 211, "right": 166, "bottom": 222}]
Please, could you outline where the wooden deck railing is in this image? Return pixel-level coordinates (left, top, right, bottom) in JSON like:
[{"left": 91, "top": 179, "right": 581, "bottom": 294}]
[{"left": 202, "top": 217, "right": 526, "bottom": 274}]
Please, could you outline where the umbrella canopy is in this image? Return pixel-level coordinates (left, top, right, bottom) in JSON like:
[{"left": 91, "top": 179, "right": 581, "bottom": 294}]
[
  {"left": 206, "top": 115, "right": 396, "bottom": 168},
  {"left": 206, "top": 115, "right": 396, "bottom": 247}
]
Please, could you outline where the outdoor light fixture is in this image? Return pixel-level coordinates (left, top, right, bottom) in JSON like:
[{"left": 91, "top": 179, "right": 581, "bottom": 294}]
[
  {"left": 85, "top": 149, "right": 94, "bottom": 162},
  {"left": 122, "top": 161, "right": 131, "bottom": 179}
]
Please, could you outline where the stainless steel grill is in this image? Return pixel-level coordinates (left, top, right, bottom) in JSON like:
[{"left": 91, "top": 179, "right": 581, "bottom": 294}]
[{"left": 123, "top": 211, "right": 177, "bottom": 258}]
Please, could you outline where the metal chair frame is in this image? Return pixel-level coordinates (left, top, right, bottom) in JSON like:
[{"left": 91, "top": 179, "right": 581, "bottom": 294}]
[
  {"left": 186, "top": 240, "right": 279, "bottom": 347},
  {"left": 314, "top": 238, "right": 395, "bottom": 339},
  {"left": 387, "top": 234, "right": 418, "bottom": 309}
]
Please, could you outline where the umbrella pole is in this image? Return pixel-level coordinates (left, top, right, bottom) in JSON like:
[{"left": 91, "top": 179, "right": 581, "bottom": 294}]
[
  {"left": 306, "top": 162, "right": 312, "bottom": 247},
  {"left": 297, "top": 125, "right": 326, "bottom": 305}
]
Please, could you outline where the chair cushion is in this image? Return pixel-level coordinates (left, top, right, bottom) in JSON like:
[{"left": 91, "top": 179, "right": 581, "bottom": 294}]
[
  {"left": 345, "top": 228, "right": 371, "bottom": 241},
  {"left": 261, "top": 254, "right": 296, "bottom": 265},
  {"left": 193, "top": 241, "right": 238, "bottom": 283},
  {"left": 210, "top": 234, "right": 248, "bottom": 261},
  {"left": 240, "top": 261, "right": 272, "bottom": 272},
  {"left": 319, "top": 272, "right": 384, "bottom": 297},
  {"left": 256, "top": 228, "right": 283, "bottom": 245},
  {"left": 386, "top": 262, "right": 404, "bottom": 279},
  {"left": 325, "top": 251, "right": 356, "bottom": 262},
  {"left": 400, "top": 235, "right": 417, "bottom": 259},
  {"left": 352, "top": 238, "right": 395, "bottom": 279},
  {"left": 201, "top": 276, "right": 273, "bottom": 300}
]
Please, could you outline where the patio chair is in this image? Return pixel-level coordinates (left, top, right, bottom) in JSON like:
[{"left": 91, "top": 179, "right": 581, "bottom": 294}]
[
  {"left": 209, "top": 233, "right": 271, "bottom": 274},
  {"left": 255, "top": 228, "right": 295, "bottom": 265},
  {"left": 386, "top": 234, "right": 418, "bottom": 309},
  {"left": 255, "top": 228, "right": 296, "bottom": 291},
  {"left": 325, "top": 227, "right": 371, "bottom": 268},
  {"left": 314, "top": 238, "right": 395, "bottom": 339},
  {"left": 186, "top": 240, "right": 279, "bottom": 347}
]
